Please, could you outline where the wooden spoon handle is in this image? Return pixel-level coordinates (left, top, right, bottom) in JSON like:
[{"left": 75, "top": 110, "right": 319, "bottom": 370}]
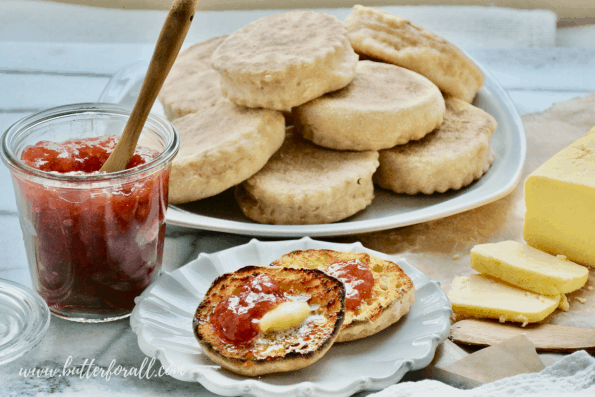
[{"left": 100, "top": 0, "right": 199, "bottom": 173}]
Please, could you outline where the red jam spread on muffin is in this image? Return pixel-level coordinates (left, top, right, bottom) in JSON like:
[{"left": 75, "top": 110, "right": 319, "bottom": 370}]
[
  {"left": 17, "top": 135, "right": 167, "bottom": 315},
  {"left": 211, "top": 274, "right": 287, "bottom": 345},
  {"left": 326, "top": 259, "right": 374, "bottom": 311}
]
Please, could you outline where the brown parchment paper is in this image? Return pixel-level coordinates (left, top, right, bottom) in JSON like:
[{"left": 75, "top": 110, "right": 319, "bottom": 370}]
[
  {"left": 339, "top": 92, "right": 595, "bottom": 329},
  {"left": 444, "top": 334, "right": 545, "bottom": 384}
]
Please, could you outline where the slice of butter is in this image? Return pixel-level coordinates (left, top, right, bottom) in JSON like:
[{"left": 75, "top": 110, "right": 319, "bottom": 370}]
[
  {"left": 559, "top": 294, "right": 570, "bottom": 312},
  {"left": 471, "top": 241, "right": 589, "bottom": 296},
  {"left": 448, "top": 274, "right": 560, "bottom": 324},
  {"left": 524, "top": 127, "right": 595, "bottom": 267},
  {"left": 258, "top": 301, "right": 310, "bottom": 333}
]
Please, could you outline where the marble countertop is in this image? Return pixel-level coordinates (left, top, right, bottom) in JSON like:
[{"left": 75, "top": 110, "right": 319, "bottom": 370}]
[{"left": 2, "top": 2, "right": 595, "bottom": 396}]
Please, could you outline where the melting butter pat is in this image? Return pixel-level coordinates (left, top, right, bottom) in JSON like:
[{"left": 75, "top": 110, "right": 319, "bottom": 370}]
[
  {"left": 471, "top": 241, "right": 589, "bottom": 296},
  {"left": 448, "top": 274, "right": 560, "bottom": 324},
  {"left": 524, "top": 127, "right": 595, "bottom": 267},
  {"left": 258, "top": 301, "right": 310, "bottom": 332}
]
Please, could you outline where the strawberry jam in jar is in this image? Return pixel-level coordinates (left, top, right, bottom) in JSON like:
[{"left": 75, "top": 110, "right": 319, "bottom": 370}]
[{"left": 1, "top": 103, "right": 179, "bottom": 322}]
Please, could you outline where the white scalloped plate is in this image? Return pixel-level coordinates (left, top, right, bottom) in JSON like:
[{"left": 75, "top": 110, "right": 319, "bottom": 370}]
[{"left": 130, "top": 238, "right": 452, "bottom": 397}]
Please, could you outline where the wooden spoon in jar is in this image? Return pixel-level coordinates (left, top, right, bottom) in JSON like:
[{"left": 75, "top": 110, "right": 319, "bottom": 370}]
[{"left": 100, "top": 0, "right": 199, "bottom": 173}]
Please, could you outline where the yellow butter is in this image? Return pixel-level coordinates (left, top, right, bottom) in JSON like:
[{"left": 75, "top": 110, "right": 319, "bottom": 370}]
[
  {"left": 471, "top": 241, "right": 589, "bottom": 296},
  {"left": 448, "top": 274, "right": 560, "bottom": 324},
  {"left": 524, "top": 127, "right": 595, "bottom": 267},
  {"left": 559, "top": 294, "right": 570, "bottom": 312},
  {"left": 258, "top": 301, "right": 310, "bottom": 332}
]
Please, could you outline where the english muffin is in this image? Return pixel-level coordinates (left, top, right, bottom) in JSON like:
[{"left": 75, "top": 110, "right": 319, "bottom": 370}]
[
  {"left": 374, "top": 96, "right": 497, "bottom": 195},
  {"left": 193, "top": 266, "right": 345, "bottom": 376},
  {"left": 211, "top": 10, "right": 359, "bottom": 110},
  {"left": 294, "top": 60, "right": 445, "bottom": 151},
  {"left": 345, "top": 5, "right": 484, "bottom": 103},
  {"left": 169, "top": 101, "right": 285, "bottom": 204},
  {"left": 271, "top": 249, "right": 415, "bottom": 342},
  {"left": 235, "top": 128, "right": 379, "bottom": 224},
  {"left": 158, "top": 35, "right": 228, "bottom": 121}
]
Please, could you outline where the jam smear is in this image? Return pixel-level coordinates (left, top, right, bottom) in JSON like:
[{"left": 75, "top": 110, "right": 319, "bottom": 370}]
[
  {"left": 211, "top": 274, "right": 286, "bottom": 345},
  {"left": 326, "top": 259, "right": 374, "bottom": 311},
  {"left": 21, "top": 135, "right": 156, "bottom": 173},
  {"left": 17, "top": 135, "right": 167, "bottom": 316}
]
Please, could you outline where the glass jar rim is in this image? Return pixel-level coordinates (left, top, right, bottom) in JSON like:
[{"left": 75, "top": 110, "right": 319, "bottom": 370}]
[{"left": 1, "top": 102, "right": 179, "bottom": 182}]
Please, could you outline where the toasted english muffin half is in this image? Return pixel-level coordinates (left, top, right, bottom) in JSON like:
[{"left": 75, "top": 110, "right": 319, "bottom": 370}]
[
  {"left": 271, "top": 250, "right": 415, "bottom": 342},
  {"left": 193, "top": 266, "right": 345, "bottom": 377}
]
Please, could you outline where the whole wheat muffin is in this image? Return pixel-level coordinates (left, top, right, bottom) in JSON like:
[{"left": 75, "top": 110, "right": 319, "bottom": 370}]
[
  {"left": 211, "top": 10, "right": 359, "bottom": 110},
  {"left": 294, "top": 60, "right": 445, "bottom": 151},
  {"left": 345, "top": 5, "right": 484, "bottom": 103},
  {"left": 169, "top": 101, "right": 285, "bottom": 204},
  {"left": 374, "top": 96, "right": 497, "bottom": 195},
  {"left": 236, "top": 128, "right": 379, "bottom": 224},
  {"left": 158, "top": 35, "right": 229, "bottom": 121}
]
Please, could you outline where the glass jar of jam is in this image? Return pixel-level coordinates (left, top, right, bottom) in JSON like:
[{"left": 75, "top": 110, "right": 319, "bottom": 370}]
[{"left": 1, "top": 103, "right": 179, "bottom": 322}]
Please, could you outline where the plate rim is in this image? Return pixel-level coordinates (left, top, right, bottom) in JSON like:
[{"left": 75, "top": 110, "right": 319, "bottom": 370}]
[
  {"left": 163, "top": 63, "right": 526, "bottom": 237},
  {"left": 130, "top": 237, "right": 452, "bottom": 397}
]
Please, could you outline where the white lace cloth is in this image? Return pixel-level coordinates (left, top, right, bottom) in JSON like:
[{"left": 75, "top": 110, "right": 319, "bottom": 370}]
[{"left": 370, "top": 350, "right": 595, "bottom": 397}]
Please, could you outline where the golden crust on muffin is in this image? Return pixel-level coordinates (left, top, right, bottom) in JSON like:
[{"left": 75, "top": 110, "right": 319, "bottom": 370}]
[
  {"left": 193, "top": 266, "right": 345, "bottom": 376},
  {"left": 271, "top": 249, "right": 415, "bottom": 342}
]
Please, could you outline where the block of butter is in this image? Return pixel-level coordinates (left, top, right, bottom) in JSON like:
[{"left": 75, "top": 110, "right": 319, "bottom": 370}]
[
  {"left": 471, "top": 241, "right": 589, "bottom": 296},
  {"left": 448, "top": 274, "right": 560, "bottom": 325},
  {"left": 524, "top": 127, "right": 595, "bottom": 267}
]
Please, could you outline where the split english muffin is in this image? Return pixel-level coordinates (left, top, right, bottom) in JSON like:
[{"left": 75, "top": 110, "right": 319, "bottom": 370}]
[
  {"left": 211, "top": 10, "right": 359, "bottom": 110},
  {"left": 294, "top": 60, "right": 445, "bottom": 151},
  {"left": 193, "top": 266, "right": 345, "bottom": 376},
  {"left": 345, "top": 5, "right": 484, "bottom": 103},
  {"left": 235, "top": 128, "right": 379, "bottom": 224},
  {"left": 374, "top": 96, "right": 497, "bottom": 195},
  {"left": 271, "top": 249, "right": 415, "bottom": 342},
  {"left": 169, "top": 101, "right": 285, "bottom": 204}
]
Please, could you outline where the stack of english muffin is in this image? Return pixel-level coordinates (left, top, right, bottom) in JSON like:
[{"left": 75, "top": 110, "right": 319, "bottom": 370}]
[{"left": 158, "top": 5, "right": 497, "bottom": 225}]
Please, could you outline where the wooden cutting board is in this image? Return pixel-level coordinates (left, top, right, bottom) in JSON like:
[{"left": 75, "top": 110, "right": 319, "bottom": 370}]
[{"left": 450, "top": 319, "right": 595, "bottom": 353}]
